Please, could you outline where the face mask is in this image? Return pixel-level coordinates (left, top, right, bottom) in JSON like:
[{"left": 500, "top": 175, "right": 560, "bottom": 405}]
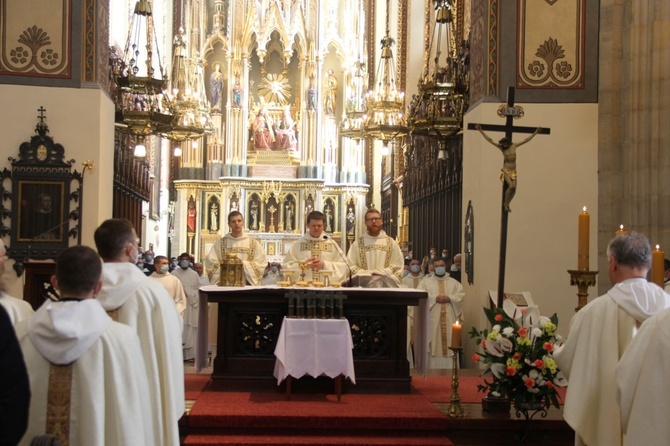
[
  {"left": 145, "top": 254, "right": 153, "bottom": 262},
  {"left": 442, "top": 252, "right": 448, "bottom": 258},
  {"left": 271, "top": 266, "right": 278, "bottom": 273},
  {"left": 160, "top": 265, "right": 169, "bottom": 273},
  {"left": 410, "top": 265, "right": 421, "bottom": 273},
  {"left": 434, "top": 266, "right": 446, "bottom": 276},
  {"left": 180, "top": 260, "right": 190, "bottom": 269}
]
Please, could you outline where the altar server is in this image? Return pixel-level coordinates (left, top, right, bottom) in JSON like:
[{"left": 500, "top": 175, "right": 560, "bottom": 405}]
[
  {"left": 205, "top": 211, "right": 267, "bottom": 285},
  {"left": 16, "top": 246, "right": 153, "bottom": 445},
  {"left": 172, "top": 252, "right": 201, "bottom": 360},
  {"left": 94, "top": 218, "right": 184, "bottom": 446},
  {"left": 346, "top": 208, "right": 404, "bottom": 288},
  {"left": 282, "top": 211, "right": 349, "bottom": 283}
]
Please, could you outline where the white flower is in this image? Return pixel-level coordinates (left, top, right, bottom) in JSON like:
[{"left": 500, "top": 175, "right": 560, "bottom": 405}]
[
  {"left": 492, "top": 324, "right": 501, "bottom": 333},
  {"left": 529, "top": 369, "right": 539, "bottom": 379},
  {"left": 531, "top": 327, "right": 543, "bottom": 339},
  {"left": 539, "top": 316, "right": 551, "bottom": 327},
  {"left": 491, "top": 391, "right": 501, "bottom": 398},
  {"left": 502, "top": 327, "right": 515, "bottom": 337},
  {"left": 491, "top": 363, "right": 507, "bottom": 379},
  {"left": 553, "top": 371, "right": 568, "bottom": 387}
]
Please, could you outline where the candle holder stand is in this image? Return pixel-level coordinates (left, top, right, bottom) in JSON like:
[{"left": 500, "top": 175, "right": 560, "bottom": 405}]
[
  {"left": 567, "top": 270, "right": 598, "bottom": 312},
  {"left": 447, "top": 346, "right": 466, "bottom": 418}
]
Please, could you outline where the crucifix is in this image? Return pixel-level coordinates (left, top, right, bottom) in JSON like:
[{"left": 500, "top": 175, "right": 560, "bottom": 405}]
[{"left": 467, "top": 87, "right": 550, "bottom": 308}]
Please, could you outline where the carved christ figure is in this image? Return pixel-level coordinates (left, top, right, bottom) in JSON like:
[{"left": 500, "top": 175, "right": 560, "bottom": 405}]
[{"left": 475, "top": 124, "right": 542, "bottom": 212}]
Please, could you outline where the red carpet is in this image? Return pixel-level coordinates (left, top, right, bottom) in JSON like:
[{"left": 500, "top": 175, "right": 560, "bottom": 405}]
[{"left": 185, "top": 374, "right": 212, "bottom": 400}]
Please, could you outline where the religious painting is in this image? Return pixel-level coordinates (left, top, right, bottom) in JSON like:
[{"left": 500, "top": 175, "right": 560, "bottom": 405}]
[
  {"left": 186, "top": 196, "right": 197, "bottom": 234},
  {"left": 322, "top": 197, "right": 338, "bottom": 234},
  {"left": 264, "top": 195, "right": 279, "bottom": 233},
  {"left": 17, "top": 180, "right": 65, "bottom": 242},
  {"left": 283, "top": 194, "right": 297, "bottom": 233},
  {"left": 247, "top": 193, "right": 261, "bottom": 231},
  {"left": 207, "top": 195, "right": 221, "bottom": 234}
]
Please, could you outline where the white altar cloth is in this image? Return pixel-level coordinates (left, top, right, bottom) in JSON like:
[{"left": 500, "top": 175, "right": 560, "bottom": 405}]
[{"left": 273, "top": 317, "right": 356, "bottom": 385}]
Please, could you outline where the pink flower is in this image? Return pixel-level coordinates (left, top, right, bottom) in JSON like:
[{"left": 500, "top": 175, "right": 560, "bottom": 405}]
[
  {"left": 507, "top": 366, "right": 517, "bottom": 376},
  {"left": 472, "top": 354, "right": 480, "bottom": 363},
  {"left": 534, "top": 359, "right": 544, "bottom": 368},
  {"left": 494, "top": 314, "right": 503, "bottom": 322},
  {"left": 543, "top": 342, "right": 554, "bottom": 352}
]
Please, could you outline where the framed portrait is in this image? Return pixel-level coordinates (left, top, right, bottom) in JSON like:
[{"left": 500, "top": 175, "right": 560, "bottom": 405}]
[{"left": 16, "top": 180, "right": 66, "bottom": 242}]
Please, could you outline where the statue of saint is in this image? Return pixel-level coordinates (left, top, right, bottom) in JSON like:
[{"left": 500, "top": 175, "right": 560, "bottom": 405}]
[
  {"left": 323, "top": 69, "right": 338, "bottom": 115},
  {"left": 307, "top": 80, "right": 317, "bottom": 110},
  {"left": 187, "top": 199, "right": 197, "bottom": 233},
  {"left": 252, "top": 108, "right": 275, "bottom": 150},
  {"left": 232, "top": 80, "right": 242, "bottom": 108},
  {"left": 209, "top": 64, "right": 224, "bottom": 112},
  {"left": 209, "top": 202, "right": 219, "bottom": 232},
  {"left": 346, "top": 207, "right": 355, "bottom": 235},
  {"left": 274, "top": 106, "right": 297, "bottom": 150}
]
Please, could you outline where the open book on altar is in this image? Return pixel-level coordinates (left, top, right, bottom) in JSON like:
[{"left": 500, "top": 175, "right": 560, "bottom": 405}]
[{"left": 489, "top": 291, "right": 535, "bottom": 308}]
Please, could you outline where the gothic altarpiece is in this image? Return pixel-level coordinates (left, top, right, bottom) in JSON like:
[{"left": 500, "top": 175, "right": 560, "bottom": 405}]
[{"left": 173, "top": 0, "right": 370, "bottom": 262}]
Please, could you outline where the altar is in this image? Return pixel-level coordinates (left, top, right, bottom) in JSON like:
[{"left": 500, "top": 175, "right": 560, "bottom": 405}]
[{"left": 197, "top": 285, "right": 429, "bottom": 393}]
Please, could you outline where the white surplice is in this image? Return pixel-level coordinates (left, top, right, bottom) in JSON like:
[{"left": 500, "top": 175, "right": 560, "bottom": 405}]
[
  {"left": 0, "top": 291, "right": 34, "bottom": 325},
  {"left": 172, "top": 267, "right": 201, "bottom": 360},
  {"left": 149, "top": 271, "right": 187, "bottom": 316},
  {"left": 554, "top": 278, "right": 670, "bottom": 446},
  {"left": 16, "top": 299, "right": 153, "bottom": 446},
  {"left": 616, "top": 305, "right": 670, "bottom": 446},
  {"left": 418, "top": 274, "right": 465, "bottom": 367},
  {"left": 97, "top": 263, "right": 185, "bottom": 446},
  {"left": 346, "top": 231, "right": 404, "bottom": 288},
  {"left": 282, "top": 233, "right": 349, "bottom": 283},
  {"left": 205, "top": 233, "right": 267, "bottom": 285}
]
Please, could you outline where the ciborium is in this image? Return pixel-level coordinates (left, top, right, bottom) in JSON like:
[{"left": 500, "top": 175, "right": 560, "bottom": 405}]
[{"left": 219, "top": 253, "right": 244, "bottom": 287}]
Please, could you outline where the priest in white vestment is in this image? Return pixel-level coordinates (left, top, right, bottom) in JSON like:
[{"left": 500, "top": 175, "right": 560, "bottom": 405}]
[
  {"left": 205, "top": 210, "right": 267, "bottom": 285},
  {"left": 282, "top": 211, "right": 349, "bottom": 284},
  {"left": 616, "top": 305, "right": 670, "bottom": 445},
  {"left": 149, "top": 255, "right": 187, "bottom": 316},
  {"left": 16, "top": 246, "right": 153, "bottom": 446},
  {"left": 402, "top": 259, "right": 425, "bottom": 289},
  {"left": 554, "top": 232, "right": 670, "bottom": 446},
  {"left": 94, "top": 218, "right": 185, "bottom": 446},
  {"left": 418, "top": 257, "right": 465, "bottom": 369},
  {"left": 173, "top": 253, "right": 201, "bottom": 360},
  {"left": 346, "top": 208, "right": 404, "bottom": 288},
  {"left": 0, "top": 239, "right": 34, "bottom": 325}
]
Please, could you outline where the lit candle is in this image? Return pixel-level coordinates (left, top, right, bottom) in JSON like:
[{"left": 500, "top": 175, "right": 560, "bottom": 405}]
[
  {"left": 652, "top": 245, "right": 665, "bottom": 288},
  {"left": 616, "top": 224, "right": 629, "bottom": 237},
  {"left": 451, "top": 321, "right": 462, "bottom": 348},
  {"left": 578, "top": 206, "right": 590, "bottom": 270}
]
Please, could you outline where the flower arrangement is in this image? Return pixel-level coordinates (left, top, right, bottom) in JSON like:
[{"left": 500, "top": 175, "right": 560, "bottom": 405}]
[{"left": 468, "top": 300, "right": 567, "bottom": 410}]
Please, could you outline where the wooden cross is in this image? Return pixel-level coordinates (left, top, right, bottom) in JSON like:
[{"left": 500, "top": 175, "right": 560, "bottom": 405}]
[{"left": 467, "top": 87, "right": 551, "bottom": 308}]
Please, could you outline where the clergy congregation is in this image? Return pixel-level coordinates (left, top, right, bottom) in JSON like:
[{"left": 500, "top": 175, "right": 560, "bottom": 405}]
[{"left": 1, "top": 0, "right": 670, "bottom": 445}]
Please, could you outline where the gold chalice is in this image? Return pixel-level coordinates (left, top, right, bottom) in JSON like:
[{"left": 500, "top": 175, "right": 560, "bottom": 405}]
[
  {"left": 298, "top": 261, "right": 308, "bottom": 282},
  {"left": 320, "top": 270, "right": 332, "bottom": 287},
  {"left": 283, "top": 270, "right": 296, "bottom": 285}
]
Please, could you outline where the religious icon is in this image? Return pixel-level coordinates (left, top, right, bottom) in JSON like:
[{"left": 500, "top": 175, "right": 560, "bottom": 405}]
[
  {"left": 249, "top": 198, "right": 260, "bottom": 230},
  {"left": 346, "top": 207, "right": 355, "bottom": 235},
  {"left": 187, "top": 197, "right": 197, "bottom": 233},
  {"left": 209, "top": 200, "right": 219, "bottom": 233},
  {"left": 285, "top": 200, "right": 294, "bottom": 232}
]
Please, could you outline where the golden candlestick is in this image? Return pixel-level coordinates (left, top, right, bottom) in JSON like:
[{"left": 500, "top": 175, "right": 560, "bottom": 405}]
[
  {"left": 567, "top": 270, "right": 598, "bottom": 312},
  {"left": 448, "top": 346, "right": 466, "bottom": 418}
]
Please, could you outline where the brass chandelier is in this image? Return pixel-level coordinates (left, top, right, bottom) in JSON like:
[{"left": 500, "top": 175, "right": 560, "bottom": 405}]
[
  {"left": 408, "top": 0, "right": 466, "bottom": 139},
  {"left": 362, "top": 0, "right": 407, "bottom": 147},
  {"left": 114, "top": 0, "right": 172, "bottom": 154}
]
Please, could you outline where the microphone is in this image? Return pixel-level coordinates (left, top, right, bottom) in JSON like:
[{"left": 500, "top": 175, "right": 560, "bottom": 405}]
[{"left": 323, "top": 235, "right": 353, "bottom": 288}]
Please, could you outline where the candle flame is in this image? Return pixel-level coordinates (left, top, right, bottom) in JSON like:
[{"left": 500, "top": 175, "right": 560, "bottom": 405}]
[
  {"left": 656, "top": 244, "right": 661, "bottom": 250},
  {"left": 455, "top": 320, "right": 460, "bottom": 326},
  {"left": 583, "top": 206, "right": 587, "bottom": 212},
  {"left": 620, "top": 224, "right": 624, "bottom": 230}
]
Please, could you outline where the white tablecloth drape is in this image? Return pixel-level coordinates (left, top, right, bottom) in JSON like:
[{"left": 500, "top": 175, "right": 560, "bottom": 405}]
[{"left": 273, "top": 317, "right": 356, "bottom": 385}]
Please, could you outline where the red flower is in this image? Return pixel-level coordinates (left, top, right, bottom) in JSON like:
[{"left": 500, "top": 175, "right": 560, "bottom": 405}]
[
  {"left": 524, "top": 378, "right": 535, "bottom": 388},
  {"left": 546, "top": 381, "right": 554, "bottom": 389},
  {"left": 507, "top": 366, "right": 517, "bottom": 376},
  {"left": 543, "top": 342, "right": 554, "bottom": 352},
  {"left": 472, "top": 354, "right": 480, "bottom": 363},
  {"left": 494, "top": 314, "right": 503, "bottom": 321},
  {"left": 481, "top": 340, "right": 486, "bottom": 348},
  {"left": 518, "top": 327, "right": 528, "bottom": 337},
  {"left": 513, "top": 353, "right": 522, "bottom": 361},
  {"left": 534, "top": 359, "right": 544, "bottom": 368}
]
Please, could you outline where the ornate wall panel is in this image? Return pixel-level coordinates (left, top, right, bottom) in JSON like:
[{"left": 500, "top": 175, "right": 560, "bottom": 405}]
[
  {"left": 0, "top": 0, "right": 72, "bottom": 77},
  {"left": 516, "top": 0, "right": 585, "bottom": 89},
  {"left": 469, "top": 0, "right": 498, "bottom": 103}
]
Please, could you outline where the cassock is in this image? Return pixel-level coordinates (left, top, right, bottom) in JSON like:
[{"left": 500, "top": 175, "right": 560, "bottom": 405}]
[
  {"left": 616, "top": 306, "right": 670, "bottom": 445},
  {"left": 0, "top": 291, "right": 34, "bottom": 325},
  {"left": 346, "top": 231, "right": 404, "bottom": 288},
  {"left": 172, "top": 267, "right": 201, "bottom": 360},
  {"left": 205, "top": 233, "right": 267, "bottom": 285},
  {"left": 282, "top": 233, "right": 349, "bottom": 283},
  {"left": 16, "top": 299, "right": 153, "bottom": 446},
  {"left": 418, "top": 274, "right": 465, "bottom": 368},
  {"left": 149, "top": 272, "right": 187, "bottom": 316},
  {"left": 554, "top": 278, "right": 670, "bottom": 446},
  {"left": 96, "top": 263, "right": 185, "bottom": 446}
]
